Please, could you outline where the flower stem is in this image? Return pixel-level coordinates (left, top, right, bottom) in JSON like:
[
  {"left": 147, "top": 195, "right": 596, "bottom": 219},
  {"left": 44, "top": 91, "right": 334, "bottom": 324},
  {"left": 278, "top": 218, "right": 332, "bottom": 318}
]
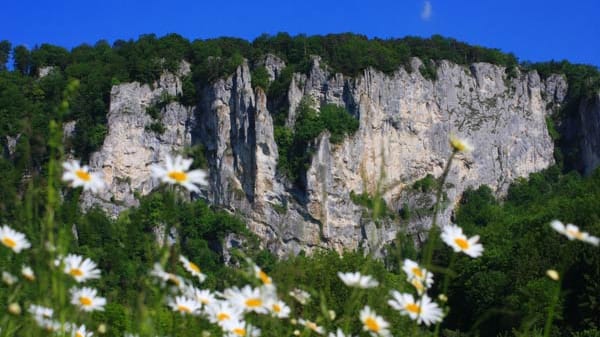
[
  {"left": 422, "top": 151, "right": 456, "bottom": 269},
  {"left": 543, "top": 280, "right": 561, "bottom": 337}
]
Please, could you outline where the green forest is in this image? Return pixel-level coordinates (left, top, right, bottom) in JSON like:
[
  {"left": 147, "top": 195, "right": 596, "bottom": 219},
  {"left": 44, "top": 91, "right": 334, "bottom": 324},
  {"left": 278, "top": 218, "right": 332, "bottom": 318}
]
[{"left": 0, "top": 33, "right": 600, "bottom": 337}]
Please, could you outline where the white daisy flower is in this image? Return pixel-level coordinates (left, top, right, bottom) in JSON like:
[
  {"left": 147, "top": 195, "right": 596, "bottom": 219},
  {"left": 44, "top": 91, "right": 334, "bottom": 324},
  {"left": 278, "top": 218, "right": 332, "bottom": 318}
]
[
  {"left": 222, "top": 319, "right": 261, "bottom": 337},
  {"left": 226, "top": 285, "right": 269, "bottom": 314},
  {"left": 179, "top": 255, "right": 207, "bottom": 282},
  {"left": 205, "top": 301, "right": 243, "bottom": 326},
  {"left": 252, "top": 265, "right": 273, "bottom": 286},
  {"left": 71, "top": 324, "right": 93, "bottom": 337},
  {"left": 440, "top": 224, "right": 484, "bottom": 258},
  {"left": 0, "top": 225, "right": 31, "bottom": 253},
  {"left": 337, "top": 272, "right": 379, "bottom": 288},
  {"left": 185, "top": 286, "right": 217, "bottom": 308},
  {"left": 70, "top": 287, "right": 106, "bottom": 312},
  {"left": 359, "top": 306, "right": 390, "bottom": 337},
  {"left": 33, "top": 317, "right": 62, "bottom": 332},
  {"left": 550, "top": 220, "right": 599, "bottom": 246},
  {"left": 151, "top": 154, "right": 208, "bottom": 193},
  {"left": 28, "top": 304, "right": 54, "bottom": 319},
  {"left": 63, "top": 254, "right": 101, "bottom": 283},
  {"left": 388, "top": 291, "right": 443, "bottom": 326},
  {"left": 21, "top": 265, "right": 35, "bottom": 281},
  {"left": 62, "top": 159, "right": 105, "bottom": 193},
  {"left": 265, "top": 298, "right": 291, "bottom": 318},
  {"left": 150, "top": 263, "right": 184, "bottom": 288},
  {"left": 449, "top": 134, "right": 473, "bottom": 153},
  {"left": 402, "top": 259, "right": 433, "bottom": 294},
  {"left": 289, "top": 288, "right": 311, "bottom": 305},
  {"left": 328, "top": 328, "right": 355, "bottom": 337},
  {"left": 298, "top": 319, "right": 325, "bottom": 335},
  {"left": 168, "top": 296, "right": 201, "bottom": 315},
  {"left": 2, "top": 271, "right": 17, "bottom": 286}
]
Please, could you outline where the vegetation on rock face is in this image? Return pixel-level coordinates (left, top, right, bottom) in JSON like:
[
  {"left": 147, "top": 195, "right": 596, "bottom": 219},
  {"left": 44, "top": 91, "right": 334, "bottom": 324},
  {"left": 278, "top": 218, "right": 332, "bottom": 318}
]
[{"left": 274, "top": 97, "right": 359, "bottom": 185}]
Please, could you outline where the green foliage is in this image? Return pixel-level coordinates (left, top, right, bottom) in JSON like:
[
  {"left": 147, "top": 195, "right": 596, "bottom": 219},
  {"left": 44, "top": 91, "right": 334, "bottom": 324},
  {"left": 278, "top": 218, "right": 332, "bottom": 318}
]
[
  {"left": 440, "top": 167, "right": 600, "bottom": 336},
  {"left": 412, "top": 174, "right": 438, "bottom": 193},
  {"left": 419, "top": 60, "right": 438, "bottom": 81},
  {"left": 275, "top": 98, "right": 359, "bottom": 185},
  {"left": 251, "top": 66, "right": 270, "bottom": 90},
  {"left": 0, "top": 40, "right": 10, "bottom": 71},
  {"left": 146, "top": 121, "right": 165, "bottom": 134},
  {"left": 349, "top": 190, "right": 395, "bottom": 221}
]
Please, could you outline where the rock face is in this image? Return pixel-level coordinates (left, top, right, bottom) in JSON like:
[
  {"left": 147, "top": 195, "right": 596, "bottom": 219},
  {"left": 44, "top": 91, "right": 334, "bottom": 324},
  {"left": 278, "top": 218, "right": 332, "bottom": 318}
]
[
  {"left": 84, "top": 55, "right": 567, "bottom": 256},
  {"left": 576, "top": 94, "right": 600, "bottom": 175},
  {"left": 82, "top": 64, "right": 195, "bottom": 216}
]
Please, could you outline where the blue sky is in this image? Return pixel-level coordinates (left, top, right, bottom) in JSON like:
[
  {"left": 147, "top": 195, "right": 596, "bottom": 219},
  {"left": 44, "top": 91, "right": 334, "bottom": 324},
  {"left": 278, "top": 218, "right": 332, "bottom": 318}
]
[{"left": 1, "top": 0, "right": 599, "bottom": 66}]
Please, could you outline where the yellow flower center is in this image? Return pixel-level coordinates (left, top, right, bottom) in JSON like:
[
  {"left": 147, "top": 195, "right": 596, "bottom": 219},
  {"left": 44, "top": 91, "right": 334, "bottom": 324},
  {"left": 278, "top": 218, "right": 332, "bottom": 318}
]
[
  {"left": 217, "top": 312, "right": 230, "bottom": 321},
  {"left": 567, "top": 229, "right": 584, "bottom": 240},
  {"left": 188, "top": 262, "right": 201, "bottom": 273},
  {"left": 79, "top": 296, "right": 93, "bottom": 306},
  {"left": 406, "top": 303, "right": 421, "bottom": 314},
  {"left": 412, "top": 267, "right": 424, "bottom": 278},
  {"left": 75, "top": 169, "right": 92, "bottom": 182},
  {"left": 411, "top": 279, "right": 425, "bottom": 293},
  {"left": 168, "top": 171, "right": 188, "bottom": 182},
  {"left": 246, "top": 298, "right": 262, "bottom": 308},
  {"left": 365, "top": 317, "right": 380, "bottom": 332},
  {"left": 258, "top": 270, "right": 272, "bottom": 284},
  {"left": 76, "top": 332, "right": 84, "bottom": 337},
  {"left": 177, "top": 305, "right": 191, "bottom": 313},
  {"left": 200, "top": 297, "right": 209, "bottom": 304},
  {"left": 272, "top": 303, "right": 281, "bottom": 313},
  {"left": 454, "top": 238, "right": 470, "bottom": 250},
  {"left": 233, "top": 328, "right": 246, "bottom": 336},
  {"left": 306, "top": 321, "right": 319, "bottom": 331},
  {"left": 70, "top": 268, "right": 84, "bottom": 277},
  {"left": 23, "top": 273, "right": 35, "bottom": 281},
  {"left": 2, "top": 237, "right": 16, "bottom": 248}
]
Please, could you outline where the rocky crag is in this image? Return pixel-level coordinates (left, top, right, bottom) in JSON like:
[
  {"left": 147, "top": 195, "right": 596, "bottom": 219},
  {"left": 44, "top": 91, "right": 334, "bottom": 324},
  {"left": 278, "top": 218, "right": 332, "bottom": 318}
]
[{"left": 81, "top": 55, "right": 569, "bottom": 256}]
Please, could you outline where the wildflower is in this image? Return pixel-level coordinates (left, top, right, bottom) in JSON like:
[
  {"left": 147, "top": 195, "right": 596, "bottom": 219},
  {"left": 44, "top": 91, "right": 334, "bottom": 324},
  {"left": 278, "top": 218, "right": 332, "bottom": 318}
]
[
  {"left": 2, "top": 271, "right": 17, "bottom": 286},
  {"left": 226, "top": 285, "right": 269, "bottom": 314},
  {"left": 63, "top": 254, "right": 101, "bottom": 283},
  {"left": 151, "top": 154, "right": 208, "bottom": 193},
  {"left": 179, "top": 255, "right": 207, "bottom": 282},
  {"left": 546, "top": 269, "right": 560, "bottom": 281},
  {"left": 388, "top": 291, "right": 443, "bottom": 326},
  {"left": 169, "top": 296, "right": 201, "bottom": 315},
  {"left": 70, "top": 287, "right": 106, "bottom": 312},
  {"left": 0, "top": 225, "right": 31, "bottom": 253},
  {"left": 205, "top": 301, "right": 243, "bottom": 326},
  {"left": 34, "top": 317, "right": 62, "bottom": 332},
  {"left": 71, "top": 324, "right": 93, "bottom": 337},
  {"left": 8, "top": 302, "right": 21, "bottom": 315},
  {"left": 337, "top": 272, "right": 379, "bottom": 288},
  {"left": 222, "top": 320, "right": 261, "bottom": 337},
  {"left": 359, "top": 306, "right": 390, "bottom": 337},
  {"left": 97, "top": 324, "right": 107, "bottom": 334},
  {"left": 253, "top": 265, "right": 272, "bottom": 286},
  {"left": 550, "top": 220, "right": 599, "bottom": 246},
  {"left": 21, "top": 265, "right": 35, "bottom": 281},
  {"left": 298, "top": 319, "right": 325, "bottom": 335},
  {"left": 186, "top": 286, "right": 217, "bottom": 307},
  {"left": 289, "top": 288, "right": 311, "bottom": 305},
  {"left": 62, "top": 159, "right": 105, "bottom": 193},
  {"left": 449, "top": 134, "right": 473, "bottom": 153},
  {"left": 265, "top": 298, "right": 291, "bottom": 318},
  {"left": 150, "top": 263, "right": 184, "bottom": 288},
  {"left": 329, "top": 328, "right": 355, "bottom": 337},
  {"left": 28, "top": 304, "right": 54, "bottom": 319},
  {"left": 441, "top": 224, "right": 484, "bottom": 258},
  {"left": 402, "top": 259, "right": 433, "bottom": 294},
  {"left": 438, "top": 294, "right": 448, "bottom": 303}
]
